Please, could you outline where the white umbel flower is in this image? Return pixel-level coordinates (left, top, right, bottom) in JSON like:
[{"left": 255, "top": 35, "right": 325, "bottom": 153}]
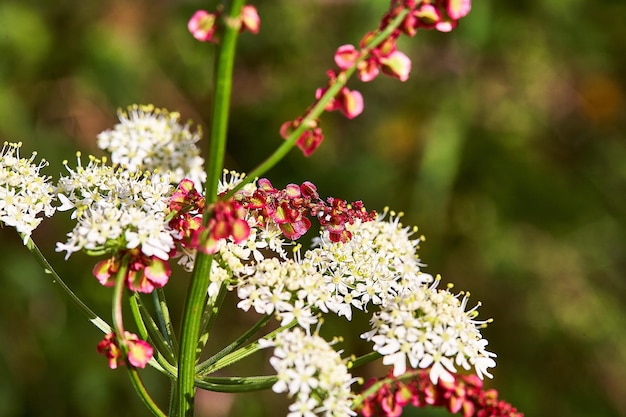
[
  {"left": 306, "top": 209, "right": 431, "bottom": 319},
  {"left": 0, "top": 142, "right": 56, "bottom": 243},
  {"left": 361, "top": 278, "right": 497, "bottom": 384},
  {"left": 97, "top": 104, "right": 206, "bottom": 186},
  {"left": 55, "top": 154, "right": 175, "bottom": 260},
  {"left": 264, "top": 328, "right": 357, "bottom": 417}
]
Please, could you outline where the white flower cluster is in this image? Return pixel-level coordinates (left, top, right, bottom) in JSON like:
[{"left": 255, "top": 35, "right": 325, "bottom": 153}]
[
  {"left": 361, "top": 279, "right": 497, "bottom": 384},
  {"left": 0, "top": 142, "right": 56, "bottom": 242},
  {"left": 235, "top": 211, "right": 431, "bottom": 325},
  {"left": 236, "top": 258, "right": 321, "bottom": 330},
  {"left": 306, "top": 210, "right": 432, "bottom": 319},
  {"left": 263, "top": 328, "right": 357, "bottom": 417},
  {"left": 97, "top": 104, "right": 206, "bottom": 186},
  {"left": 55, "top": 153, "right": 175, "bottom": 260}
]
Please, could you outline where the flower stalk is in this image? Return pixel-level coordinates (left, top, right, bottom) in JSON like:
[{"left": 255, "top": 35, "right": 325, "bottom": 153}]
[{"left": 177, "top": 0, "right": 246, "bottom": 415}]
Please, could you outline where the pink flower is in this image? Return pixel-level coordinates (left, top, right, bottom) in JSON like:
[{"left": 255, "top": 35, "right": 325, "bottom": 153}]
[
  {"left": 92, "top": 249, "right": 172, "bottom": 293},
  {"left": 447, "top": 0, "right": 472, "bottom": 20},
  {"left": 334, "top": 44, "right": 360, "bottom": 70},
  {"left": 379, "top": 50, "right": 412, "bottom": 82},
  {"left": 97, "top": 332, "right": 153, "bottom": 369},
  {"left": 280, "top": 118, "right": 324, "bottom": 157},
  {"left": 193, "top": 199, "right": 251, "bottom": 254},
  {"left": 188, "top": 10, "right": 218, "bottom": 42},
  {"left": 316, "top": 86, "right": 364, "bottom": 119},
  {"left": 240, "top": 5, "right": 260, "bottom": 34}
]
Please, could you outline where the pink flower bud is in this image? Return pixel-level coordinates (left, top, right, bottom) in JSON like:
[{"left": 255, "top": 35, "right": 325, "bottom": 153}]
[
  {"left": 337, "top": 88, "right": 364, "bottom": 119},
  {"left": 380, "top": 50, "right": 412, "bottom": 82},
  {"left": 188, "top": 10, "right": 218, "bottom": 42},
  {"left": 240, "top": 5, "right": 260, "bottom": 34},
  {"left": 334, "top": 44, "right": 360, "bottom": 70},
  {"left": 447, "top": 0, "right": 472, "bottom": 20}
]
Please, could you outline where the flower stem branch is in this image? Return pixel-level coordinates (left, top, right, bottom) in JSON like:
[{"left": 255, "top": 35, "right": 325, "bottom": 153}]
[
  {"left": 195, "top": 314, "right": 272, "bottom": 375},
  {"left": 177, "top": 0, "right": 246, "bottom": 415},
  {"left": 22, "top": 234, "right": 111, "bottom": 334},
  {"left": 224, "top": 8, "right": 411, "bottom": 198}
]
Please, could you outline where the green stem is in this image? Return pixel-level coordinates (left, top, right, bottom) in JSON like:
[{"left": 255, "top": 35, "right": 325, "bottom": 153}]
[
  {"left": 154, "top": 288, "right": 179, "bottom": 354},
  {"left": 195, "top": 314, "right": 271, "bottom": 375},
  {"left": 348, "top": 351, "right": 382, "bottom": 370},
  {"left": 22, "top": 234, "right": 111, "bottom": 334},
  {"left": 130, "top": 293, "right": 177, "bottom": 365},
  {"left": 196, "top": 375, "right": 277, "bottom": 392},
  {"left": 199, "top": 319, "right": 296, "bottom": 376},
  {"left": 224, "top": 8, "right": 411, "bottom": 198},
  {"left": 177, "top": 1, "right": 246, "bottom": 415}
]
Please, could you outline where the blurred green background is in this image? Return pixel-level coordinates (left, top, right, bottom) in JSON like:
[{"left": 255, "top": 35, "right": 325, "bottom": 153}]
[{"left": 1, "top": 0, "right": 625, "bottom": 416}]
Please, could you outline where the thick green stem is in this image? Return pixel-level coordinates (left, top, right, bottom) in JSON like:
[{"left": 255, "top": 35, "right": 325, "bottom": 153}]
[{"left": 176, "top": 1, "right": 246, "bottom": 416}]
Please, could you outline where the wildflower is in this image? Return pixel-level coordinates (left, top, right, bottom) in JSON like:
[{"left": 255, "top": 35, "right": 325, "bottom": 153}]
[
  {"left": 358, "top": 369, "right": 523, "bottom": 417},
  {"left": 240, "top": 5, "right": 260, "bottom": 34},
  {"left": 0, "top": 142, "right": 56, "bottom": 243},
  {"left": 188, "top": 10, "right": 219, "bottom": 42},
  {"left": 379, "top": 50, "right": 411, "bottom": 82},
  {"left": 263, "top": 328, "right": 357, "bottom": 417},
  {"left": 240, "top": 178, "right": 375, "bottom": 243},
  {"left": 361, "top": 279, "right": 496, "bottom": 385},
  {"left": 56, "top": 155, "right": 176, "bottom": 266},
  {"left": 97, "top": 331, "right": 153, "bottom": 369},
  {"left": 306, "top": 210, "right": 429, "bottom": 319},
  {"left": 97, "top": 104, "right": 206, "bottom": 186},
  {"left": 93, "top": 249, "right": 171, "bottom": 293},
  {"left": 280, "top": 118, "right": 324, "bottom": 157},
  {"left": 193, "top": 199, "right": 251, "bottom": 254}
]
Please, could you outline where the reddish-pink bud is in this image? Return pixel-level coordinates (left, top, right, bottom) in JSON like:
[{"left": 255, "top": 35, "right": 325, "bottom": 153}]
[
  {"left": 296, "top": 127, "right": 324, "bottom": 157},
  {"left": 338, "top": 88, "right": 364, "bottom": 119},
  {"left": 334, "top": 44, "right": 360, "bottom": 70},
  {"left": 380, "top": 50, "right": 412, "bottom": 82},
  {"left": 447, "top": 0, "right": 472, "bottom": 20},
  {"left": 188, "top": 10, "right": 218, "bottom": 42},
  {"left": 357, "top": 59, "right": 380, "bottom": 82},
  {"left": 240, "top": 5, "right": 260, "bottom": 34}
]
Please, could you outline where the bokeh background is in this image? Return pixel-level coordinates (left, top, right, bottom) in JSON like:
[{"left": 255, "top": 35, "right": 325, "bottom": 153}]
[{"left": 1, "top": 0, "right": 625, "bottom": 416}]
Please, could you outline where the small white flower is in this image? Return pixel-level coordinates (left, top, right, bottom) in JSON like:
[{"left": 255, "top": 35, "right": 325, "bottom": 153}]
[
  {"left": 0, "top": 142, "right": 56, "bottom": 242},
  {"left": 97, "top": 104, "right": 206, "bottom": 186},
  {"left": 55, "top": 154, "right": 176, "bottom": 260},
  {"left": 264, "top": 328, "right": 356, "bottom": 417},
  {"left": 362, "top": 279, "right": 496, "bottom": 384}
]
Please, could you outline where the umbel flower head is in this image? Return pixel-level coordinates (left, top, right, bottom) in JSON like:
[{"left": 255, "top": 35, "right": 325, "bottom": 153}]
[
  {"left": 0, "top": 142, "right": 56, "bottom": 243},
  {"left": 361, "top": 278, "right": 496, "bottom": 385},
  {"left": 97, "top": 104, "right": 206, "bottom": 187},
  {"left": 262, "top": 328, "right": 357, "bottom": 417}
]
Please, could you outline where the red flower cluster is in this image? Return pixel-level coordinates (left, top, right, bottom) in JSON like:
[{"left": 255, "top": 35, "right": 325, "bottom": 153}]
[
  {"left": 359, "top": 369, "right": 523, "bottom": 417},
  {"left": 97, "top": 331, "right": 153, "bottom": 369},
  {"left": 240, "top": 178, "right": 376, "bottom": 243},
  {"left": 169, "top": 179, "right": 250, "bottom": 254},
  {"left": 93, "top": 249, "right": 171, "bottom": 293}
]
